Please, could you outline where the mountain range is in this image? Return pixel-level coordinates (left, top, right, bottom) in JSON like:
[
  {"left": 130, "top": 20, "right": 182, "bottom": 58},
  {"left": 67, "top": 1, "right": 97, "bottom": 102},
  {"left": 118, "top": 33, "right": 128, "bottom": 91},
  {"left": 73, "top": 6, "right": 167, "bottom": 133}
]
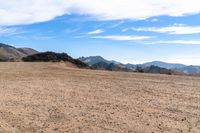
[
  {"left": 79, "top": 56, "right": 200, "bottom": 75},
  {"left": 1, "top": 43, "right": 200, "bottom": 75},
  {"left": 0, "top": 43, "right": 89, "bottom": 68},
  {"left": 0, "top": 43, "right": 38, "bottom": 61}
]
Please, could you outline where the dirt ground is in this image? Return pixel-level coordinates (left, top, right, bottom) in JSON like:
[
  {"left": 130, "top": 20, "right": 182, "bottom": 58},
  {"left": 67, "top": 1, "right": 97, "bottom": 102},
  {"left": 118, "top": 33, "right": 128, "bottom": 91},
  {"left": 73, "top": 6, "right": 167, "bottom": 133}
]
[{"left": 0, "top": 62, "right": 200, "bottom": 133}]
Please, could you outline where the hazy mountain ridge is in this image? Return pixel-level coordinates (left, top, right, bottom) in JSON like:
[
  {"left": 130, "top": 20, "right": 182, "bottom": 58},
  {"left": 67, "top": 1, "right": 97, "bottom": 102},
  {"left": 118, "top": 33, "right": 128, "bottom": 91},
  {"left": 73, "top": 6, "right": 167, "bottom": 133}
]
[
  {"left": 141, "top": 61, "right": 200, "bottom": 75},
  {"left": 0, "top": 43, "right": 38, "bottom": 61},
  {"left": 92, "top": 61, "right": 131, "bottom": 72},
  {"left": 141, "top": 61, "right": 186, "bottom": 69},
  {"left": 78, "top": 56, "right": 122, "bottom": 66},
  {"left": 1, "top": 43, "right": 199, "bottom": 75},
  {"left": 79, "top": 56, "right": 200, "bottom": 75},
  {"left": 0, "top": 43, "right": 88, "bottom": 68},
  {"left": 135, "top": 65, "right": 181, "bottom": 75}
]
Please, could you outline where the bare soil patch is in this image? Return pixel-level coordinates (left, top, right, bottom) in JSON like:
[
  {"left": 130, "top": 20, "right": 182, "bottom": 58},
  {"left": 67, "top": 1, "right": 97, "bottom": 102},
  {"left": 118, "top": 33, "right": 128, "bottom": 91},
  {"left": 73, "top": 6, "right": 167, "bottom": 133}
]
[{"left": 0, "top": 62, "right": 200, "bottom": 133}]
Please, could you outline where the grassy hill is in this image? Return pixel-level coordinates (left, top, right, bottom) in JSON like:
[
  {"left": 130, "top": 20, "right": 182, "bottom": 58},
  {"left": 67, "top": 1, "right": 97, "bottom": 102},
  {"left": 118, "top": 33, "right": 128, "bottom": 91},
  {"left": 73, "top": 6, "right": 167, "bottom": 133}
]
[{"left": 22, "top": 52, "right": 90, "bottom": 68}]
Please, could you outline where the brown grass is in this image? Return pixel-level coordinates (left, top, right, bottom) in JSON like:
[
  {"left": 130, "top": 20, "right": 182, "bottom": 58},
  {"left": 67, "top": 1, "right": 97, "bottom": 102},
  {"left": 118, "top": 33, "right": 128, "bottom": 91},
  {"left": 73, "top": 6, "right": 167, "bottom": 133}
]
[{"left": 0, "top": 62, "right": 200, "bottom": 133}]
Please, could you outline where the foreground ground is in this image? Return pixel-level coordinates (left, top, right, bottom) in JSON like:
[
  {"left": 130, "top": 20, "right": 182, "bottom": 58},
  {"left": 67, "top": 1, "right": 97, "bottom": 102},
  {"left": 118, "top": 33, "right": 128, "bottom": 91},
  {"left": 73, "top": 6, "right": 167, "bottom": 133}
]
[{"left": 0, "top": 62, "right": 200, "bottom": 133}]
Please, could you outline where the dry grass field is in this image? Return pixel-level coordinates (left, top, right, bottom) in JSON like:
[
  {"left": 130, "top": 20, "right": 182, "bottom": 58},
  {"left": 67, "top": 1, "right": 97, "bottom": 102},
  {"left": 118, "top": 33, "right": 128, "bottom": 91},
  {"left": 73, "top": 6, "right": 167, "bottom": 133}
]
[{"left": 0, "top": 62, "right": 200, "bottom": 133}]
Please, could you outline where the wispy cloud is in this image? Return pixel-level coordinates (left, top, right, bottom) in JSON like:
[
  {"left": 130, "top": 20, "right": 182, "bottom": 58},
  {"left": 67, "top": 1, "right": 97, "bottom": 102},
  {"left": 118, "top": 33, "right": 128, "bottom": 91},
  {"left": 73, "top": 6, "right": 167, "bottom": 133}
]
[
  {"left": 147, "top": 40, "right": 200, "bottom": 45},
  {"left": 109, "top": 21, "right": 124, "bottom": 28},
  {"left": 0, "top": 27, "right": 17, "bottom": 35},
  {"left": 132, "top": 24, "right": 200, "bottom": 35},
  {"left": 15, "top": 35, "right": 56, "bottom": 40},
  {"left": 92, "top": 35, "right": 151, "bottom": 41},
  {"left": 88, "top": 29, "right": 104, "bottom": 35},
  {"left": 0, "top": 26, "right": 28, "bottom": 36},
  {"left": 1, "top": 0, "right": 200, "bottom": 25},
  {"left": 31, "top": 35, "right": 56, "bottom": 40},
  {"left": 65, "top": 28, "right": 79, "bottom": 34}
]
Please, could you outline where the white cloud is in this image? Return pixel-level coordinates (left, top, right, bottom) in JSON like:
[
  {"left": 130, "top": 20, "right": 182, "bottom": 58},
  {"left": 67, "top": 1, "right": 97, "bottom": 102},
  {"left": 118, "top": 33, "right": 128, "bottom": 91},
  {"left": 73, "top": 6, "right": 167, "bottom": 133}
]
[
  {"left": 133, "top": 25, "right": 200, "bottom": 34},
  {"left": 149, "top": 40, "right": 200, "bottom": 45},
  {"left": 109, "top": 21, "right": 125, "bottom": 28},
  {"left": 0, "top": 27, "right": 17, "bottom": 35},
  {"left": 0, "top": 26, "right": 28, "bottom": 36},
  {"left": 88, "top": 29, "right": 104, "bottom": 35},
  {"left": 1, "top": 0, "right": 200, "bottom": 26},
  {"left": 0, "top": 0, "right": 72, "bottom": 25},
  {"left": 92, "top": 35, "right": 151, "bottom": 41},
  {"left": 151, "top": 18, "right": 159, "bottom": 22}
]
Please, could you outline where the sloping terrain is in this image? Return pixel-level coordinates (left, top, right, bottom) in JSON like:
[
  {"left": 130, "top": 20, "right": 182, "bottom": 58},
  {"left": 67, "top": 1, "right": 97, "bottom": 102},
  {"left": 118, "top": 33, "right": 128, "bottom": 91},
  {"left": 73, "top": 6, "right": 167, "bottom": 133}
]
[
  {"left": 0, "top": 43, "right": 38, "bottom": 61},
  {"left": 79, "top": 56, "right": 111, "bottom": 66},
  {"left": 17, "top": 48, "right": 38, "bottom": 56},
  {"left": 22, "top": 52, "right": 89, "bottom": 68},
  {"left": 142, "top": 61, "right": 200, "bottom": 75},
  {"left": 135, "top": 65, "right": 174, "bottom": 75},
  {"left": 92, "top": 61, "right": 130, "bottom": 71},
  {"left": 0, "top": 62, "right": 200, "bottom": 133},
  {"left": 142, "top": 61, "right": 186, "bottom": 69},
  {"left": 80, "top": 56, "right": 200, "bottom": 75}
]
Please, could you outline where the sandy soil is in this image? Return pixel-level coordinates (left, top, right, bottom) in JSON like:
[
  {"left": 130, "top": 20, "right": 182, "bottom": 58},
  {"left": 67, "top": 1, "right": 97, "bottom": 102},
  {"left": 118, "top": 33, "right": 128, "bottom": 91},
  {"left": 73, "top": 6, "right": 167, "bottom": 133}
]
[{"left": 0, "top": 62, "right": 200, "bottom": 133}]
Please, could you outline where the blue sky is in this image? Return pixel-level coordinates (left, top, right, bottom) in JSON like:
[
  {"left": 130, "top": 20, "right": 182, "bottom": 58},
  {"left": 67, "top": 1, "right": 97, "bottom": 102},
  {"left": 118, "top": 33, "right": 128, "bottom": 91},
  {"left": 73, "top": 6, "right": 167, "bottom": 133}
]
[{"left": 1, "top": 0, "right": 200, "bottom": 65}]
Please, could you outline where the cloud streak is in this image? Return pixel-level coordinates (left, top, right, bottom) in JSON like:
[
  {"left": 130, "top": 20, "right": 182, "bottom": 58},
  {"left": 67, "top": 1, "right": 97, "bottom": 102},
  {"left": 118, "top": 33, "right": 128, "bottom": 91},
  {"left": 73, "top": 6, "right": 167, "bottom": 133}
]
[
  {"left": 88, "top": 29, "right": 104, "bottom": 35},
  {"left": 133, "top": 25, "right": 200, "bottom": 34},
  {"left": 92, "top": 35, "right": 151, "bottom": 41},
  {"left": 0, "top": 26, "right": 28, "bottom": 36},
  {"left": 0, "top": 27, "right": 17, "bottom": 35},
  {"left": 1, "top": 0, "right": 200, "bottom": 25},
  {"left": 147, "top": 40, "right": 200, "bottom": 45}
]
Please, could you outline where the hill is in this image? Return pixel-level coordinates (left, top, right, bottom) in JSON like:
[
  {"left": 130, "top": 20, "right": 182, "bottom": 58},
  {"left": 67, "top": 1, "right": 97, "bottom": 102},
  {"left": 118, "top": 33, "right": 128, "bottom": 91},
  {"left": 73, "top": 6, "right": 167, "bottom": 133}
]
[
  {"left": 79, "top": 56, "right": 111, "bottom": 66},
  {"left": 79, "top": 56, "right": 133, "bottom": 71},
  {"left": 135, "top": 65, "right": 175, "bottom": 75},
  {"left": 17, "top": 48, "right": 38, "bottom": 56},
  {"left": 173, "top": 65, "right": 200, "bottom": 75},
  {"left": 22, "top": 52, "right": 89, "bottom": 68},
  {"left": 92, "top": 61, "right": 131, "bottom": 71},
  {"left": 142, "top": 61, "right": 186, "bottom": 69},
  {"left": 79, "top": 56, "right": 175, "bottom": 74},
  {"left": 0, "top": 43, "right": 38, "bottom": 61},
  {"left": 80, "top": 56, "right": 200, "bottom": 75},
  {"left": 141, "top": 61, "right": 200, "bottom": 75}
]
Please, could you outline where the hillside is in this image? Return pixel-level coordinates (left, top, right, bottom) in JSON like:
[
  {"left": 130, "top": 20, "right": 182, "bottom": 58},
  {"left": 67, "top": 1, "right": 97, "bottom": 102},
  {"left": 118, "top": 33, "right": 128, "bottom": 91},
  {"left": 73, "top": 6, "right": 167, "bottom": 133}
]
[
  {"left": 22, "top": 52, "right": 89, "bottom": 68},
  {"left": 79, "top": 56, "right": 111, "bottom": 66},
  {"left": 92, "top": 61, "right": 130, "bottom": 71},
  {"left": 142, "top": 61, "right": 186, "bottom": 69},
  {"left": 135, "top": 65, "right": 174, "bottom": 75},
  {"left": 80, "top": 56, "right": 175, "bottom": 74},
  {"left": 17, "top": 48, "right": 38, "bottom": 56},
  {"left": 0, "top": 43, "right": 38, "bottom": 61},
  {"left": 80, "top": 56, "right": 200, "bottom": 75}
]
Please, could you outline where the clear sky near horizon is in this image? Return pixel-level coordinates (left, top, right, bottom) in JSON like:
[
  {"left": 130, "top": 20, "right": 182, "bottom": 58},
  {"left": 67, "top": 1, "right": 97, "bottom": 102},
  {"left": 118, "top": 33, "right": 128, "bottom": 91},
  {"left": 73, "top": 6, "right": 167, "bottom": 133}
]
[{"left": 1, "top": 0, "right": 200, "bottom": 65}]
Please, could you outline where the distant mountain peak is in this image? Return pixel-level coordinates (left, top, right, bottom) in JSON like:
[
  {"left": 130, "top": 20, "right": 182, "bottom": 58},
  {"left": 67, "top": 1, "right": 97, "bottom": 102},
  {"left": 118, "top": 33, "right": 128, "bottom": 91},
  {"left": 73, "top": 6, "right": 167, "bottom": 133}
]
[
  {"left": 79, "top": 56, "right": 200, "bottom": 75},
  {"left": 0, "top": 43, "right": 15, "bottom": 48},
  {"left": 142, "top": 61, "right": 186, "bottom": 69},
  {"left": 78, "top": 56, "right": 109, "bottom": 66},
  {"left": 0, "top": 42, "right": 38, "bottom": 61}
]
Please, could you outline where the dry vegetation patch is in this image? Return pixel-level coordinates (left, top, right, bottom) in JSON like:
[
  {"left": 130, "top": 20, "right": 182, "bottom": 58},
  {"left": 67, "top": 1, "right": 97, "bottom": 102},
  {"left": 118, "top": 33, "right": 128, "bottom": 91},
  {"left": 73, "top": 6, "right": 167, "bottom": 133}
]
[{"left": 0, "top": 62, "right": 200, "bottom": 133}]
